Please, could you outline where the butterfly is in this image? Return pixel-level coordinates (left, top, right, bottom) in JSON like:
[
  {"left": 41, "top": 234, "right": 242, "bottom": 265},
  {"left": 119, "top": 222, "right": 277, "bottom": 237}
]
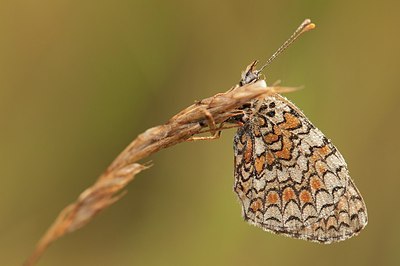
[{"left": 231, "top": 20, "right": 367, "bottom": 243}]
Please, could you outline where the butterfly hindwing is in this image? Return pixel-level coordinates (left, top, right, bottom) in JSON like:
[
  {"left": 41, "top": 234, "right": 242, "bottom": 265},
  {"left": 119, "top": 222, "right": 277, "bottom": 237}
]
[{"left": 233, "top": 94, "right": 368, "bottom": 243}]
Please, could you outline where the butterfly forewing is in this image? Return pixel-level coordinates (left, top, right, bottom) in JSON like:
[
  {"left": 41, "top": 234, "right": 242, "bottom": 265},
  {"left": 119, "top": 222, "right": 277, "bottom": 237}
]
[{"left": 233, "top": 93, "right": 368, "bottom": 243}]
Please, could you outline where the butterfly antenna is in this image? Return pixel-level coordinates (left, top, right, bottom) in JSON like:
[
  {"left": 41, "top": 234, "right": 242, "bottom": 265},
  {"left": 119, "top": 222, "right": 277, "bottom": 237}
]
[{"left": 258, "top": 19, "right": 316, "bottom": 73}]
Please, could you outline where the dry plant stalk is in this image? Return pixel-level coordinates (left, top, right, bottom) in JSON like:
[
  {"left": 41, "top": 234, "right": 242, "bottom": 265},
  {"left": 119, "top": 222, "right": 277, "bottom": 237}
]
[{"left": 25, "top": 79, "right": 292, "bottom": 265}]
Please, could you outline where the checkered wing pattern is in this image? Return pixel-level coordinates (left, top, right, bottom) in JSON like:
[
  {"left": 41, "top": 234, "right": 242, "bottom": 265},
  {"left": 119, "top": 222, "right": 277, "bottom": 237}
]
[{"left": 233, "top": 94, "right": 367, "bottom": 243}]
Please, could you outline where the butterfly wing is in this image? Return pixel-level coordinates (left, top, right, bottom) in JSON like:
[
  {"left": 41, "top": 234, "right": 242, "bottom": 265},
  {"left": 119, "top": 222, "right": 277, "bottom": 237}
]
[{"left": 233, "top": 94, "right": 367, "bottom": 243}]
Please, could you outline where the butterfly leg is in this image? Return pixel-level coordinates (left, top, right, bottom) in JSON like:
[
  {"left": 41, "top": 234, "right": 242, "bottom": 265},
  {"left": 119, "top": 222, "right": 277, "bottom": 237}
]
[
  {"left": 187, "top": 130, "right": 222, "bottom": 141},
  {"left": 187, "top": 108, "right": 221, "bottom": 141},
  {"left": 187, "top": 109, "right": 244, "bottom": 142}
]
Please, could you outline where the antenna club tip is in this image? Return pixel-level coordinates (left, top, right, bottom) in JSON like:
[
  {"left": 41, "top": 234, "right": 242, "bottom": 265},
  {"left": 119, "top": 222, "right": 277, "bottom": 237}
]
[
  {"left": 307, "top": 23, "right": 316, "bottom": 30},
  {"left": 301, "top": 23, "right": 316, "bottom": 34}
]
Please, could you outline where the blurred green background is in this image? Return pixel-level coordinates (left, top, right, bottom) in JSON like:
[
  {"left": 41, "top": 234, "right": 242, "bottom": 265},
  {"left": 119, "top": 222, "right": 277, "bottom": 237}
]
[{"left": 1, "top": 0, "right": 399, "bottom": 265}]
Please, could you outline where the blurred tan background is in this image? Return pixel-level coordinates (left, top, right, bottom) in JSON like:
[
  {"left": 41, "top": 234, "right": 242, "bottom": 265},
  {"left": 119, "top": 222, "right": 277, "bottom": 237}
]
[{"left": 1, "top": 0, "right": 399, "bottom": 265}]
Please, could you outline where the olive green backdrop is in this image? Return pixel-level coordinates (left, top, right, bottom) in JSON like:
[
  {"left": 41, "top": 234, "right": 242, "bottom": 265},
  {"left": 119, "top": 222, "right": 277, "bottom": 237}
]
[{"left": 1, "top": 1, "right": 399, "bottom": 265}]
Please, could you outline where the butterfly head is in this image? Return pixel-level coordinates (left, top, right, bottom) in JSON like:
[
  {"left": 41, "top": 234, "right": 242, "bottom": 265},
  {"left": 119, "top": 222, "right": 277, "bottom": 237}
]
[{"left": 239, "top": 60, "right": 264, "bottom": 86}]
